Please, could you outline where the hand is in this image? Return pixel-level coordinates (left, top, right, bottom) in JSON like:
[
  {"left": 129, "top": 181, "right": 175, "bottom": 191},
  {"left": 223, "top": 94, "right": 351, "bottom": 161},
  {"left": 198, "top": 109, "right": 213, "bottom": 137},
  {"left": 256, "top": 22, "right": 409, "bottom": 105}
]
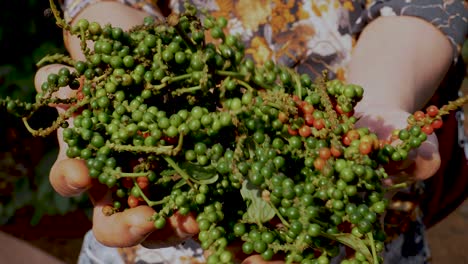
[
  {"left": 240, "top": 255, "right": 284, "bottom": 264},
  {"left": 354, "top": 105, "right": 441, "bottom": 184},
  {"left": 202, "top": 240, "right": 286, "bottom": 264},
  {"left": 34, "top": 64, "right": 199, "bottom": 248},
  {"left": 34, "top": 64, "right": 285, "bottom": 264}
]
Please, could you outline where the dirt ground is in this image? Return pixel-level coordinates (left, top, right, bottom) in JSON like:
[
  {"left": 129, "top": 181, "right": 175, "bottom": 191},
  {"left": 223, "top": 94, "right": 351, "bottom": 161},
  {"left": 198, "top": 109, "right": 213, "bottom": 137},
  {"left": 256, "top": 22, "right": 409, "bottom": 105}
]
[
  {"left": 426, "top": 199, "right": 468, "bottom": 263},
  {"left": 424, "top": 70, "right": 468, "bottom": 264},
  {"left": 0, "top": 208, "right": 91, "bottom": 264}
]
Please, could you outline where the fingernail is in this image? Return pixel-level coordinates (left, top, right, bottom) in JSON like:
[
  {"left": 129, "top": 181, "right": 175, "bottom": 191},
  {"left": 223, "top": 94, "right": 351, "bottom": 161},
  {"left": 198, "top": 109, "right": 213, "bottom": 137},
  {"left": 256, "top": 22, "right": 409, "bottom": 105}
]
[
  {"left": 129, "top": 226, "right": 152, "bottom": 239},
  {"left": 67, "top": 180, "right": 89, "bottom": 192}
]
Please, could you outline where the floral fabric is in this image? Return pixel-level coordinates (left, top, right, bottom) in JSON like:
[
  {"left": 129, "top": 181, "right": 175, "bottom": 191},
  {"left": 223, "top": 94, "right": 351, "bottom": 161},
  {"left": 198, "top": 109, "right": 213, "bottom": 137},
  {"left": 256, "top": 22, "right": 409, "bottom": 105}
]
[
  {"left": 77, "top": 222, "right": 432, "bottom": 263},
  {"left": 61, "top": 0, "right": 164, "bottom": 21},
  {"left": 62, "top": 0, "right": 467, "bottom": 81}
]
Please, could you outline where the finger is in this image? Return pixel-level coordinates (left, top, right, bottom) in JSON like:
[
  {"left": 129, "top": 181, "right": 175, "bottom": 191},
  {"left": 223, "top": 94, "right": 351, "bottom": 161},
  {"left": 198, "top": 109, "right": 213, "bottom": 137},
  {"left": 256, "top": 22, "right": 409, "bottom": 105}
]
[
  {"left": 202, "top": 239, "right": 286, "bottom": 264},
  {"left": 142, "top": 211, "right": 199, "bottom": 248},
  {"left": 34, "top": 64, "right": 80, "bottom": 109},
  {"left": 406, "top": 133, "right": 440, "bottom": 180},
  {"left": 36, "top": 64, "right": 89, "bottom": 195},
  {"left": 383, "top": 133, "right": 440, "bottom": 185},
  {"left": 354, "top": 108, "right": 409, "bottom": 140},
  {"left": 35, "top": 64, "right": 76, "bottom": 96},
  {"left": 48, "top": 109, "right": 85, "bottom": 196},
  {"left": 92, "top": 187, "right": 198, "bottom": 249},
  {"left": 34, "top": 64, "right": 61, "bottom": 92},
  {"left": 92, "top": 198, "right": 157, "bottom": 247},
  {"left": 241, "top": 255, "right": 285, "bottom": 264},
  {"left": 49, "top": 158, "right": 91, "bottom": 197}
]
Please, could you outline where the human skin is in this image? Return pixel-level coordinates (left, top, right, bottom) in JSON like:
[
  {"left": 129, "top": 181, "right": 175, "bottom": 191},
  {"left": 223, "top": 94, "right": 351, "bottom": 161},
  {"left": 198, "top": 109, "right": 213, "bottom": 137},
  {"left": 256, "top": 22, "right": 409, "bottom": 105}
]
[
  {"left": 34, "top": 2, "right": 453, "bottom": 263},
  {"left": 348, "top": 15, "right": 452, "bottom": 183}
]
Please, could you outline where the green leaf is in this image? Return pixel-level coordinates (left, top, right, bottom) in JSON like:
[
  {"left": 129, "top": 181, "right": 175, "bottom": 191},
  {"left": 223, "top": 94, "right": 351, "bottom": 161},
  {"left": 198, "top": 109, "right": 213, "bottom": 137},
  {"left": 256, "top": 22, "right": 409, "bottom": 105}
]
[
  {"left": 0, "top": 203, "right": 8, "bottom": 225},
  {"left": 323, "top": 233, "right": 373, "bottom": 263},
  {"left": 173, "top": 178, "right": 188, "bottom": 189},
  {"left": 35, "top": 149, "right": 58, "bottom": 200},
  {"left": 0, "top": 203, "right": 16, "bottom": 225},
  {"left": 53, "top": 192, "right": 72, "bottom": 215},
  {"left": 179, "top": 162, "right": 219, "bottom": 184},
  {"left": 240, "top": 180, "right": 275, "bottom": 223},
  {"left": 13, "top": 177, "right": 33, "bottom": 208},
  {"left": 30, "top": 205, "right": 45, "bottom": 226},
  {"left": 36, "top": 175, "right": 53, "bottom": 200},
  {"left": 160, "top": 169, "right": 176, "bottom": 178}
]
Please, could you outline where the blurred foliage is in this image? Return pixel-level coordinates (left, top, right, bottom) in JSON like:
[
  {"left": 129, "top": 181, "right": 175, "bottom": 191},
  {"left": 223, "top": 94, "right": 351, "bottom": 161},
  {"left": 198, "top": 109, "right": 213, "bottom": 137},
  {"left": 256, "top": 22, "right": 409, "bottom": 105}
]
[
  {"left": 0, "top": 0, "right": 90, "bottom": 225},
  {"left": 0, "top": 1, "right": 65, "bottom": 99}
]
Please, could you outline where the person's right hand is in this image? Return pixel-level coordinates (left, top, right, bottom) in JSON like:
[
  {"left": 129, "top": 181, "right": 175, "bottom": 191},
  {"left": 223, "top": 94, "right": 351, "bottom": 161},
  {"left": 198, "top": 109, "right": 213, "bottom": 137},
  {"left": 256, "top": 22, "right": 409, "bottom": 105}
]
[
  {"left": 34, "top": 64, "right": 294, "bottom": 264},
  {"left": 34, "top": 64, "right": 200, "bottom": 248}
]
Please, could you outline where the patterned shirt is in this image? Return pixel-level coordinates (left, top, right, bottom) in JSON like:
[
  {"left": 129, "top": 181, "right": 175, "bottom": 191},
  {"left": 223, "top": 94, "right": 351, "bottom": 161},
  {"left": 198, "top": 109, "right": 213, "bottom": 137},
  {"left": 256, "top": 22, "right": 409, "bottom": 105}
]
[{"left": 62, "top": 0, "right": 467, "bottom": 82}]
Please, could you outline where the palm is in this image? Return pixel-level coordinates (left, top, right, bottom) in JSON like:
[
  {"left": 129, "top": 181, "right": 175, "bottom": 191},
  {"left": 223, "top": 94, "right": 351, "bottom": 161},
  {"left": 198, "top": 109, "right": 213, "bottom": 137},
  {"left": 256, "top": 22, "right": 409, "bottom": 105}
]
[{"left": 355, "top": 106, "right": 440, "bottom": 182}]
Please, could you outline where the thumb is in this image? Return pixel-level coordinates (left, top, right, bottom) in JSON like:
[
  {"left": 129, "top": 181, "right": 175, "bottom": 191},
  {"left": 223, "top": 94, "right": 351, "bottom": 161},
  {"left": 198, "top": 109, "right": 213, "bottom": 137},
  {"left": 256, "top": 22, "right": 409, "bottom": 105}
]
[
  {"left": 241, "top": 255, "right": 285, "bottom": 264},
  {"left": 384, "top": 133, "right": 440, "bottom": 185},
  {"left": 141, "top": 211, "right": 200, "bottom": 248},
  {"left": 408, "top": 133, "right": 440, "bottom": 180},
  {"left": 35, "top": 64, "right": 87, "bottom": 195},
  {"left": 34, "top": 64, "right": 80, "bottom": 106},
  {"left": 34, "top": 64, "right": 69, "bottom": 92}
]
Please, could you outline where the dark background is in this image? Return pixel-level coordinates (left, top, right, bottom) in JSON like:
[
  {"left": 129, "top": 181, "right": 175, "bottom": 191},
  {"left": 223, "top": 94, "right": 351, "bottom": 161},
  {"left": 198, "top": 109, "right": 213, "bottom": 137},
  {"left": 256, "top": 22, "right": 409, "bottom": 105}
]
[
  {"left": 0, "top": 0, "right": 92, "bottom": 224},
  {"left": 0, "top": 1, "right": 92, "bottom": 262}
]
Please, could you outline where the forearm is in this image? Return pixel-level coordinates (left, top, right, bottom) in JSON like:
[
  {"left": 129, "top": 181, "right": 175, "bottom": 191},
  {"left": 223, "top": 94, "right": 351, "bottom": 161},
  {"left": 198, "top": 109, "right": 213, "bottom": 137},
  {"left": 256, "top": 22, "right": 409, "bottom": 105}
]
[
  {"left": 347, "top": 15, "right": 453, "bottom": 114},
  {"left": 63, "top": 1, "right": 155, "bottom": 60}
]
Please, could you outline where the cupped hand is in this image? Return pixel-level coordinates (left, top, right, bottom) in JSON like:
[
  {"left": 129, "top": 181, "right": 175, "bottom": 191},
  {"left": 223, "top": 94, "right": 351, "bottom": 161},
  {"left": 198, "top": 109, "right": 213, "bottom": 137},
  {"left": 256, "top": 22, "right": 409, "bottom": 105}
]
[
  {"left": 34, "top": 64, "right": 284, "bottom": 264},
  {"left": 240, "top": 255, "right": 285, "bottom": 264},
  {"left": 34, "top": 64, "right": 199, "bottom": 248},
  {"left": 354, "top": 104, "right": 441, "bottom": 183}
]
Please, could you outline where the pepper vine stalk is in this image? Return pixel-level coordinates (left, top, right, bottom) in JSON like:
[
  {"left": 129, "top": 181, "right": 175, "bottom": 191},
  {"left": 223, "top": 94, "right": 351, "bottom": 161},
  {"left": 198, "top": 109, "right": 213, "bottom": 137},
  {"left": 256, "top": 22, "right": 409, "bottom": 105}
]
[
  {"left": 106, "top": 134, "right": 184, "bottom": 156},
  {"left": 36, "top": 54, "right": 75, "bottom": 68},
  {"left": 132, "top": 178, "right": 169, "bottom": 207},
  {"left": 49, "top": 0, "right": 70, "bottom": 31},
  {"left": 22, "top": 98, "right": 90, "bottom": 137}
]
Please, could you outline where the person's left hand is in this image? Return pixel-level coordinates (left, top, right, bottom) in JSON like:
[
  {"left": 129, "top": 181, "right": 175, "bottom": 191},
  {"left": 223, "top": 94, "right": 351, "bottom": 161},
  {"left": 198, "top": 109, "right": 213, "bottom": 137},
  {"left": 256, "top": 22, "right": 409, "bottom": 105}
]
[{"left": 354, "top": 105, "right": 441, "bottom": 184}]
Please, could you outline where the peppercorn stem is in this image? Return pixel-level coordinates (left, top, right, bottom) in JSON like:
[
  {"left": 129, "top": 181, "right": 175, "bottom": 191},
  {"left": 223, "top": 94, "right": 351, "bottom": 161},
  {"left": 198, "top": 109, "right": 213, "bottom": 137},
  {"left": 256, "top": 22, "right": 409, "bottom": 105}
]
[
  {"left": 107, "top": 143, "right": 177, "bottom": 155},
  {"left": 79, "top": 27, "right": 90, "bottom": 57},
  {"left": 236, "top": 79, "right": 254, "bottom": 92},
  {"left": 367, "top": 232, "right": 378, "bottom": 264},
  {"left": 49, "top": 0, "right": 70, "bottom": 30},
  {"left": 147, "top": 74, "right": 194, "bottom": 92},
  {"left": 268, "top": 201, "right": 290, "bottom": 228},
  {"left": 172, "top": 85, "right": 202, "bottom": 96},
  {"left": 22, "top": 98, "right": 89, "bottom": 137},
  {"left": 162, "top": 156, "right": 195, "bottom": 189},
  {"left": 36, "top": 54, "right": 75, "bottom": 67},
  {"left": 167, "top": 13, "right": 197, "bottom": 52},
  {"left": 385, "top": 182, "right": 410, "bottom": 190},
  {"left": 215, "top": 70, "right": 246, "bottom": 79},
  {"left": 118, "top": 172, "right": 150, "bottom": 178},
  {"left": 317, "top": 76, "right": 339, "bottom": 129},
  {"left": 440, "top": 95, "right": 468, "bottom": 113},
  {"left": 132, "top": 179, "right": 166, "bottom": 207},
  {"left": 289, "top": 67, "right": 303, "bottom": 100}
]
